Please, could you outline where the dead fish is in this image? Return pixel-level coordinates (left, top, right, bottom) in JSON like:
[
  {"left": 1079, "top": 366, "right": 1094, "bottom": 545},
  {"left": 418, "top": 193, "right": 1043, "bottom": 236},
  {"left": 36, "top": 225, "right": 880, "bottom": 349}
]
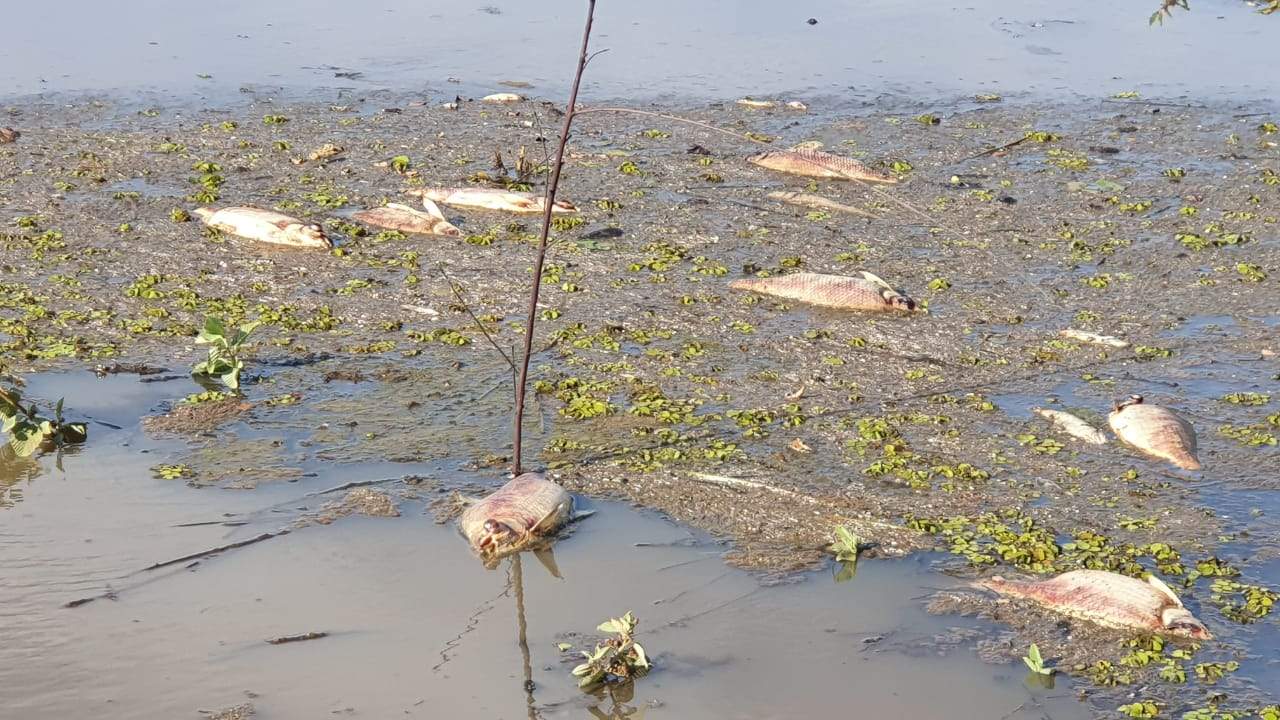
[
  {"left": 352, "top": 201, "right": 460, "bottom": 237},
  {"left": 0, "top": 127, "right": 18, "bottom": 144},
  {"left": 729, "top": 271, "right": 915, "bottom": 312},
  {"left": 976, "top": 569, "right": 1211, "bottom": 639},
  {"left": 1033, "top": 407, "right": 1108, "bottom": 444},
  {"left": 482, "top": 92, "right": 524, "bottom": 104},
  {"left": 736, "top": 98, "right": 778, "bottom": 109},
  {"left": 408, "top": 187, "right": 577, "bottom": 214},
  {"left": 1059, "top": 328, "right": 1130, "bottom": 348},
  {"left": 786, "top": 101, "right": 809, "bottom": 111},
  {"left": 767, "top": 191, "right": 873, "bottom": 218},
  {"left": 459, "top": 473, "right": 591, "bottom": 567},
  {"left": 747, "top": 148, "right": 898, "bottom": 184},
  {"left": 307, "top": 143, "right": 344, "bottom": 162},
  {"left": 193, "top": 207, "right": 330, "bottom": 249},
  {"left": 1108, "top": 395, "right": 1201, "bottom": 470}
]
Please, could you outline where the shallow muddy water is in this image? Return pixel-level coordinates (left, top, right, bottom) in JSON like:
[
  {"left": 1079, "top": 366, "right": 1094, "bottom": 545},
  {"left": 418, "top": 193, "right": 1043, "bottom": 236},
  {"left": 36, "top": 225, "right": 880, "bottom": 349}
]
[
  {"left": 2, "top": 0, "right": 1276, "bottom": 106},
  {"left": 0, "top": 374, "right": 1093, "bottom": 720}
]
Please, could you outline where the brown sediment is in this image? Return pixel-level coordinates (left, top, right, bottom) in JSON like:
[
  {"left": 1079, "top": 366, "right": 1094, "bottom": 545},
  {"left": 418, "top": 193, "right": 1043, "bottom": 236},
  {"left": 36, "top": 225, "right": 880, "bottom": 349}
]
[{"left": 143, "top": 399, "right": 253, "bottom": 435}]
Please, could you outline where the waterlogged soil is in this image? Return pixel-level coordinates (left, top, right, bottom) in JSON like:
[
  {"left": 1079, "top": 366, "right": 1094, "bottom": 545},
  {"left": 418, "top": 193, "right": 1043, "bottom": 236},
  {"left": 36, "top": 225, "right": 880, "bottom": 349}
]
[{"left": 1, "top": 96, "right": 1279, "bottom": 717}]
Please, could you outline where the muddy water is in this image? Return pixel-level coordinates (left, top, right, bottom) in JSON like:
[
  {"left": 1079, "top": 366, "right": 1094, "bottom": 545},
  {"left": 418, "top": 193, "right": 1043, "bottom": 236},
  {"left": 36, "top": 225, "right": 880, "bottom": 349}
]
[
  {"left": 2, "top": 0, "right": 1276, "bottom": 105},
  {"left": 0, "top": 373, "right": 1091, "bottom": 720}
]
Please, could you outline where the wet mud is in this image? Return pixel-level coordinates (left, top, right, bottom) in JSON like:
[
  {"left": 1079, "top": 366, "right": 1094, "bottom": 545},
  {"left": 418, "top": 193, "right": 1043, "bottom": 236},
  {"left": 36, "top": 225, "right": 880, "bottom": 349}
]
[{"left": 2, "top": 92, "right": 1279, "bottom": 717}]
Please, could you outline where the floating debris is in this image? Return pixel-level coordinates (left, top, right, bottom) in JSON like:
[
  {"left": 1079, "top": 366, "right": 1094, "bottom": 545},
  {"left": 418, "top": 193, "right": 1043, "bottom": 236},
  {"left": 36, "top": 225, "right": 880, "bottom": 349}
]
[
  {"left": 1108, "top": 395, "right": 1201, "bottom": 470},
  {"left": 786, "top": 100, "right": 808, "bottom": 111},
  {"left": 729, "top": 271, "right": 916, "bottom": 312},
  {"left": 193, "top": 207, "right": 331, "bottom": 249},
  {"left": 1059, "top": 328, "right": 1130, "bottom": 348},
  {"left": 352, "top": 201, "right": 461, "bottom": 237},
  {"left": 408, "top": 187, "right": 577, "bottom": 214},
  {"left": 0, "top": 127, "right": 18, "bottom": 144},
  {"left": 266, "top": 631, "right": 329, "bottom": 645},
  {"left": 307, "top": 143, "right": 344, "bottom": 161},
  {"left": 767, "top": 190, "right": 873, "bottom": 218},
  {"left": 976, "top": 570, "right": 1211, "bottom": 639},
  {"left": 736, "top": 98, "right": 778, "bottom": 109},
  {"left": 747, "top": 148, "right": 897, "bottom": 183},
  {"left": 1033, "top": 407, "right": 1108, "bottom": 444},
  {"left": 458, "top": 473, "right": 586, "bottom": 566},
  {"left": 482, "top": 92, "right": 524, "bottom": 104}
]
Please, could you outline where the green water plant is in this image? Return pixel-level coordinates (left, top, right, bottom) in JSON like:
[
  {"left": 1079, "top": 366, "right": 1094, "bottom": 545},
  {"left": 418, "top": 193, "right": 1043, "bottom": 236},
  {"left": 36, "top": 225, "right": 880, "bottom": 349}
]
[
  {"left": 571, "top": 612, "right": 651, "bottom": 689},
  {"left": 191, "top": 316, "right": 260, "bottom": 390},
  {"left": 1023, "top": 644, "right": 1054, "bottom": 675},
  {"left": 0, "top": 386, "right": 87, "bottom": 457},
  {"left": 830, "top": 525, "right": 862, "bottom": 583}
]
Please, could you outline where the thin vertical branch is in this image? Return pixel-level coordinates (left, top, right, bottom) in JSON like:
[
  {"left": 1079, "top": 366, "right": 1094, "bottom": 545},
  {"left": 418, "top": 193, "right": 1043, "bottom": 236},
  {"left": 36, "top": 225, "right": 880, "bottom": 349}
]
[{"left": 512, "top": 0, "right": 598, "bottom": 476}]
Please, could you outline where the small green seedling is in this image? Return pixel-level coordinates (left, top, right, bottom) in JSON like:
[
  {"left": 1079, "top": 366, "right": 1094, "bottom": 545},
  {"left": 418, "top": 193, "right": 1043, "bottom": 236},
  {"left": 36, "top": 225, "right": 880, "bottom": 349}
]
[
  {"left": 570, "top": 611, "right": 651, "bottom": 689},
  {"left": 1023, "top": 644, "right": 1054, "bottom": 675},
  {"left": 191, "top": 317, "right": 260, "bottom": 390},
  {"left": 830, "top": 525, "right": 861, "bottom": 583},
  {"left": 1, "top": 388, "right": 88, "bottom": 458}
]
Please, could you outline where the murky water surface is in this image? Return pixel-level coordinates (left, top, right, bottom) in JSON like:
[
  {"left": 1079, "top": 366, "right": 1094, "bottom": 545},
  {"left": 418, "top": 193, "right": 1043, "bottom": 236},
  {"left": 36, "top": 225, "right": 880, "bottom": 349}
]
[
  {"left": 2, "top": 0, "right": 1276, "bottom": 105},
  {"left": 2, "top": 375, "right": 1089, "bottom": 719}
]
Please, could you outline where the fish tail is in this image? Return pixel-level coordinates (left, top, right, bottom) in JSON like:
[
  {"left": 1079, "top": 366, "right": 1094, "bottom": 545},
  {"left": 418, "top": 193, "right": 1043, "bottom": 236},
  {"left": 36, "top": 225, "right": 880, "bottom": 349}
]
[
  {"left": 1174, "top": 453, "right": 1202, "bottom": 471},
  {"left": 729, "top": 278, "right": 760, "bottom": 291},
  {"left": 193, "top": 207, "right": 216, "bottom": 223}
]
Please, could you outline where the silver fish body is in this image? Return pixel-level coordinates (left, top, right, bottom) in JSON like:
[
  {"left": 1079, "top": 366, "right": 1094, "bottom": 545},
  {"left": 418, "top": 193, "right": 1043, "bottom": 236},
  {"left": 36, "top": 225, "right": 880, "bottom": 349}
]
[
  {"left": 1058, "top": 328, "right": 1130, "bottom": 348},
  {"left": 352, "top": 201, "right": 460, "bottom": 237},
  {"left": 1108, "top": 395, "right": 1200, "bottom": 470},
  {"left": 408, "top": 187, "right": 577, "bottom": 214},
  {"left": 977, "top": 569, "right": 1210, "bottom": 639},
  {"left": 194, "top": 206, "right": 330, "bottom": 248},
  {"left": 1033, "top": 407, "right": 1108, "bottom": 444},
  {"left": 729, "top": 271, "right": 915, "bottom": 312},
  {"left": 459, "top": 473, "right": 575, "bottom": 564},
  {"left": 747, "top": 149, "right": 897, "bottom": 184}
]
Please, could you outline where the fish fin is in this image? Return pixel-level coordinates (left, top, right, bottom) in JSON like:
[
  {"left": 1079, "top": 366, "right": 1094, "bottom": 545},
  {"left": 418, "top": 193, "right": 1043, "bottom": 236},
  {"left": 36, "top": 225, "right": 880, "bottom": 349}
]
[
  {"left": 570, "top": 508, "right": 596, "bottom": 524},
  {"left": 856, "top": 270, "right": 894, "bottom": 291},
  {"left": 420, "top": 198, "right": 448, "bottom": 221},
  {"left": 530, "top": 501, "right": 568, "bottom": 535},
  {"left": 1146, "top": 574, "right": 1183, "bottom": 607},
  {"left": 533, "top": 548, "right": 562, "bottom": 579}
]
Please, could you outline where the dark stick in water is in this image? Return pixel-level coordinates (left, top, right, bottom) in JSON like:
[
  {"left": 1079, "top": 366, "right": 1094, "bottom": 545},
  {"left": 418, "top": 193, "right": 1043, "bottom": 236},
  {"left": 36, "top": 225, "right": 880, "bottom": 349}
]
[{"left": 512, "top": 0, "right": 598, "bottom": 476}]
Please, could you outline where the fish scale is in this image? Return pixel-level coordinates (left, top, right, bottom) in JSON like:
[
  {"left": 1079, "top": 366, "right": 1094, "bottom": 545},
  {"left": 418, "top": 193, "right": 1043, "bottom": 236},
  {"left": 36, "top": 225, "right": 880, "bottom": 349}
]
[
  {"left": 978, "top": 569, "right": 1210, "bottom": 638},
  {"left": 1108, "top": 397, "right": 1200, "bottom": 470},
  {"left": 747, "top": 148, "right": 898, "bottom": 183},
  {"left": 729, "top": 271, "right": 912, "bottom": 311}
]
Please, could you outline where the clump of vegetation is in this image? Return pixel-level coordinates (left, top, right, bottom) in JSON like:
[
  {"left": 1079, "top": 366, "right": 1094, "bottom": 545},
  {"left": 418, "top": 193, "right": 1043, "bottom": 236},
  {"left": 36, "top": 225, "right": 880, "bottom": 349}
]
[
  {"left": 191, "top": 317, "right": 260, "bottom": 390},
  {"left": 829, "top": 525, "right": 862, "bottom": 582},
  {"left": 570, "top": 612, "right": 651, "bottom": 689},
  {"left": 1, "top": 387, "right": 88, "bottom": 457},
  {"left": 1023, "top": 643, "right": 1054, "bottom": 676}
]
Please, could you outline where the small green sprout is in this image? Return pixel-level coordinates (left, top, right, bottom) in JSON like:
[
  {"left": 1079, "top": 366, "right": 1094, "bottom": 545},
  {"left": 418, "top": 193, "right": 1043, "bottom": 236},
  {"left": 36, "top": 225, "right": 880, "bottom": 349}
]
[
  {"left": 1023, "top": 644, "right": 1054, "bottom": 675},
  {"left": 191, "top": 317, "right": 260, "bottom": 390}
]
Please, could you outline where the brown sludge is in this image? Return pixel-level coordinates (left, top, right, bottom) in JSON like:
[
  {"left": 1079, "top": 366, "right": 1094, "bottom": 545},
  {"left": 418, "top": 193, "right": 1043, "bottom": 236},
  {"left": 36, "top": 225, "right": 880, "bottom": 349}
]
[
  {"left": 728, "top": 271, "right": 916, "bottom": 311},
  {"left": 351, "top": 201, "right": 461, "bottom": 237},
  {"left": 458, "top": 473, "right": 575, "bottom": 566},
  {"left": 1108, "top": 395, "right": 1201, "bottom": 470},
  {"left": 976, "top": 569, "right": 1211, "bottom": 639},
  {"left": 747, "top": 148, "right": 898, "bottom": 183}
]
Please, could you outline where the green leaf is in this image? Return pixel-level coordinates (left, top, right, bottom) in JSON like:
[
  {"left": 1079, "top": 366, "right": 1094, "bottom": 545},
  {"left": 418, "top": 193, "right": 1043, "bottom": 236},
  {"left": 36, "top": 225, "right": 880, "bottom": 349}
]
[
  {"left": 834, "top": 560, "right": 858, "bottom": 583},
  {"left": 571, "top": 663, "right": 593, "bottom": 677},
  {"left": 10, "top": 423, "right": 45, "bottom": 457},
  {"left": 204, "top": 316, "right": 226, "bottom": 338},
  {"left": 556, "top": 643, "right": 573, "bottom": 652},
  {"left": 597, "top": 618, "right": 627, "bottom": 634}
]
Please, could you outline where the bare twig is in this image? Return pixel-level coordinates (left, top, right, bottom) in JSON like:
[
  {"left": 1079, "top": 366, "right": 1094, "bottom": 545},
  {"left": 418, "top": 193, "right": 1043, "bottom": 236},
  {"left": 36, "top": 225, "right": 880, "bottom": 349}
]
[
  {"left": 266, "top": 631, "right": 329, "bottom": 645},
  {"left": 512, "top": 0, "right": 598, "bottom": 476},
  {"left": 138, "top": 531, "right": 287, "bottom": 573},
  {"left": 438, "top": 262, "right": 517, "bottom": 373}
]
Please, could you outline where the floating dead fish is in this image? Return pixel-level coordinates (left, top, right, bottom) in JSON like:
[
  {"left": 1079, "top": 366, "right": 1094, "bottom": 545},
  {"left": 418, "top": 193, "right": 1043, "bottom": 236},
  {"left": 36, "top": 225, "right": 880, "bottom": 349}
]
[
  {"left": 459, "top": 472, "right": 591, "bottom": 569},
  {"left": 786, "top": 101, "right": 809, "bottom": 111},
  {"left": 1033, "top": 407, "right": 1108, "bottom": 444},
  {"left": 193, "top": 207, "right": 330, "bottom": 249},
  {"left": 351, "top": 201, "right": 460, "bottom": 237},
  {"left": 977, "top": 569, "right": 1210, "bottom": 639},
  {"left": 482, "top": 92, "right": 523, "bottom": 104},
  {"left": 736, "top": 98, "right": 778, "bottom": 109},
  {"left": 747, "top": 148, "right": 898, "bottom": 183},
  {"left": 729, "top": 271, "right": 916, "bottom": 312},
  {"left": 1108, "top": 395, "right": 1201, "bottom": 470},
  {"left": 1059, "top": 328, "right": 1130, "bottom": 348},
  {"left": 0, "top": 127, "right": 18, "bottom": 144},
  {"left": 767, "top": 191, "right": 873, "bottom": 218},
  {"left": 408, "top": 187, "right": 577, "bottom": 214}
]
